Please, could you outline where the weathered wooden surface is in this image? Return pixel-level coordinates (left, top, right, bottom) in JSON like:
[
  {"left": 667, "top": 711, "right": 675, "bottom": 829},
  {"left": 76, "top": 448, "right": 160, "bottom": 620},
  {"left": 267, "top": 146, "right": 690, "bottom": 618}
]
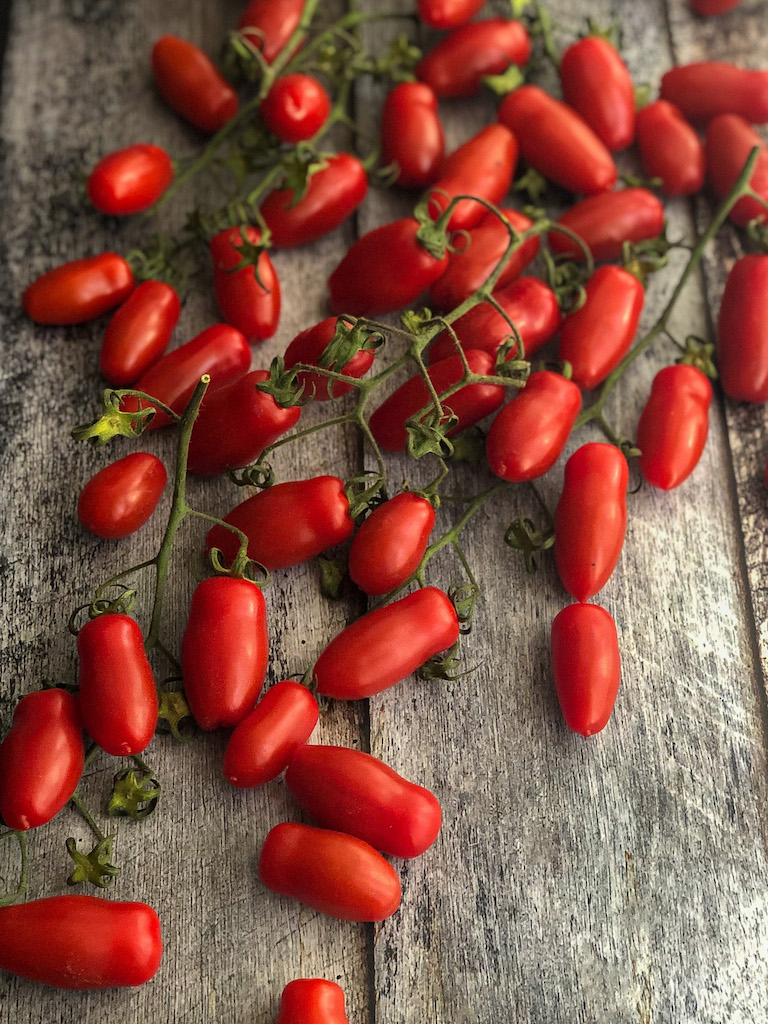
[{"left": 1, "top": 1, "right": 768, "bottom": 1022}]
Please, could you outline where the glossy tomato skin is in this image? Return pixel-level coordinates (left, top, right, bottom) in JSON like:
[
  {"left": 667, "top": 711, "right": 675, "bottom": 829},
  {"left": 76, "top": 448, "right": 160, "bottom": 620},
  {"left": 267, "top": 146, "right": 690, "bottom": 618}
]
[
  {"left": 660, "top": 62, "right": 768, "bottom": 124},
  {"left": 417, "top": 0, "right": 485, "bottom": 28},
  {"left": 0, "top": 896, "right": 162, "bottom": 989},
  {"left": 259, "top": 822, "right": 402, "bottom": 921},
  {"left": 348, "top": 492, "right": 435, "bottom": 595},
  {"left": 100, "top": 281, "right": 180, "bottom": 386},
  {"left": 152, "top": 35, "right": 238, "bottom": 133},
  {"left": 77, "top": 614, "right": 158, "bottom": 756},
  {"left": 560, "top": 36, "right": 636, "bottom": 151},
  {"left": 313, "top": 587, "right": 459, "bottom": 699},
  {"left": 206, "top": 475, "right": 354, "bottom": 570},
  {"left": 717, "top": 255, "right": 768, "bottom": 402},
  {"left": 637, "top": 365, "right": 713, "bottom": 489},
  {"left": 276, "top": 979, "right": 350, "bottom": 1024},
  {"left": 260, "top": 74, "right": 331, "bottom": 144},
  {"left": 283, "top": 317, "right": 376, "bottom": 401},
  {"left": 210, "top": 226, "right": 280, "bottom": 343},
  {"left": 548, "top": 188, "right": 665, "bottom": 262},
  {"left": 498, "top": 85, "right": 616, "bottom": 195},
  {"left": 554, "top": 443, "right": 629, "bottom": 602},
  {"left": 705, "top": 114, "right": 768, "bottom": 227},
  {"left": 690, "top": 0, "right": 743, "bottom": 12},
  {"left": 223, "top": 681, "right": 318, "bottom": 788},
  {"left": 286, "top": 745, "right": 442, "bottom": 858},
  {"left": 551, "top": 603, "right": 621, "bottom": 737},
  {"left": 416, "top": 18, "right": 532, "bottom": 99},
  {"left": 380, "top": 82, "right": 445, "bottom": 187},
  {"left": 485, "top": 371, "right": 582, "bottom": 482},
  {"left": 181, "top": 576, "right": 268, "bottom": 731},
  {"left": 87, "top": 144, "right": 174, "bottom": 216},
  {"left": 23, "top": 254, "right": 134, "bottom": 325},
  {"left": 635, "top": 100, "right": 705, "bottom": 197},
  {"left": 77, "top": 452, "right": 167, "bottom": 539},
  {"left": 558, "top": 266, "right": 645, "bottom": 389},
  {"left": 238, "top": 0, "right": 304, "bottom": 64},
  {"left": 0, "top": 689, "right": 83, "bottom": 831}
]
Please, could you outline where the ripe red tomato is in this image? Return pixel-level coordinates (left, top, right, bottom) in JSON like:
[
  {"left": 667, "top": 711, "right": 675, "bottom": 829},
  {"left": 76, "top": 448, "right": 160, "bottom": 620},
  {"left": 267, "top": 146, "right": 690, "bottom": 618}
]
[
  {"left": 548, "top": 188, "right": 664, "bottom": 262},
  {"left": 87, "top": 144, "right": 174, "bottom": 216},
  {"left": 260, "top": 153, "right": 368, "bottom": 248},
  {"left": 417, "top": 0, "right": 486, "bottom": 28},
  {"left": 210, "top": 226, "right": 281, "bottom": 343},
  {"left": 100, "top": 281, "right": 180, "bottom": 386},
  {"left": 705, "top": 114, "right": 768, "bottom": 227},
  {"left": 554, "top": 443, "right": 629, "bottom": 602},
  {"left": 635, "top": 100, "right": 705, "bottom": 197},
  {"left": 151, "top": 35, "right": 238, "bottom": 134},
  {"left": 261, "top": 74, "right": 331, "bottom": 144},
  {"left": 313, "top": 587, "right": 459, "bottom": 699},
  {"left": 23, "top": 253, "right": 134, "bottom": 325},
  {"left": 690, "top": 0, "right": 743, "bottom": 12},
  {"left": 283, "top": 316, "right": 377, "bottom": 401},
  {"left": 416, "top": 18, "right": 532, "bottom": 98},
  {"left": 550, "top": 603, "right": 621, "bottom": 737},
  {"left": 497, "top": 85, "right": 617, "bottom": 195},
  {"left": 237, "top": 0, "right": 304, "bottom": 64},
  {"left": 206, "top": 475, "right": 354, "bottom": 570},
  {"left": 717, "top": 255, "right": 768, "bottom": 402},
  {"left": 276, "top": 979, "right": 350, "bottom": 1024},
  {"left": 222, "top": 680, "right": 319, "bottom": 788},
  {"left": 660, "top": 62, "right": 768, "bottom": 124},
  {"left": 77, "top": 452, "right": 167, "bottom": 539},
  {"left": 560, "top": 36, "right": 636, "bottom": 151},
  {"left": 637, "top": 364, "right": 712, "bottom": 489},
  {"left": 380, "top": 82, "right": 445, "bottom": 187},
  {"left": 348, "top": 492, "right": 435, "bottom": 595},
  {"left": 181, "top": 576, "right": 268, "bottom": 730},
  {"left": 0, "top": 689, "right": 83, "bottom": 831},
  {"left": 259, "top": 822, "right": 402, "bottom": 921},
  {"left": 77, "top": 614, "right": 158, "bottom": 756},
  {"left": 485, "top": 371, "right": 582, "bottom": 482},
  {"left": 0, "top": 896, "right": 162, "bottom": 989}
]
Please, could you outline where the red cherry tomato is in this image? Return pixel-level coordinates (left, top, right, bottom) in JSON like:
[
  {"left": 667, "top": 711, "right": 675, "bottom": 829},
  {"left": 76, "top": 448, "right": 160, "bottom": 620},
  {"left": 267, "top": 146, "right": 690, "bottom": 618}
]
[
  {"left": 717, "top": 254, "right": 768, "bottom": 402},
  {"left": 283, "top": 316, "right": 377, "bottom": 401},
  {"left": 380, "top": 82, "right": 445, "bottom": 188},
  {"left": 260, "top": 74, "right": 332, "bottom": 143},
  {"left": 660, "top": 62, "right": 768, "bottom": 124},
  {"left": 286, "top": 745, "right": 442, "bottom": 858},
  {"left": 485, "top": 371, "right": 582, "bottom": 482},
  {"left": 348, "top": 492, "right": 436, "bottom": 595},
  {"left": 548, "top": 188, "right": 665, "bottom": 262},
  {"left": 87, "top": 144, "right": 174, "bottom": 216},
  {"left": 637, "top": 364, "right": 712, "bottom": 489},
  {"left": 77, "top": 452, "right": 167, "bottom": 540},
  {"left": 77, "top": 614, "right": 158, "bottom": 756},
  {"left": 151, "top": 35, "right": 238, "bottom": 134},
  {"left": 237, "top": 0, "right": 304, "bottom": 64},
  {"left": 210, "top": 226, "right": 280, "bottom": 343},
  {"left": 551, "top": 603, "right": 621, "bottom": 737},
  {"left": 261, "top": 153, "right": 368, "bottom": 249},
  {"left": 416, "top": 18, "right": 532, "bottom": 99},
  {"left": 276, "top": 979, "right": 350, "bottom": 1024},
  {"left": 181, "top": 576, "right": 268, "bottom": 731},
  {"left": 369, "top": 349, "right": 506, "bottom": 453},
  {"left": 705, "top": 114, "right": 768, "bottom": 227},
  {"left": 560, "top": 36, "right": 636, "bottom": 152},
  {"left": 0, "top": 896, "right": 162, "bottom": 990},
  {"left": 222, "top": 681, "right": 319, "bottom": 788},
  {"left": 206, "top": 475, "right": 354, "bottom": 570},
  {"left": 259, "top": 822, "right": 402, "bottom": 921},
  {"left": 498, "top": 85, "right": 617, "bottom": 195},
  {"left": 558, "top": 266, "right": 645, "bottom": 389},
  {"left": 416, "top": 0, "right": 486, "bottom": 28},
  {"left": 23, "top": 253, "right": 134, "bottom": 325},
  {"left": 100, "top": 281, "right": 180, "bottom": 386},
  {"left": 554, "top": 443, "right": 629, "bottom": 602},
  {"left": 0, "top": 689, "right": 83, "bottom": 831},
  {"left": 690, "top": 0, "right": 743, "bottom": 12},
  {"left": 313, "top": 587, "right": 460, "bottom": 700},
  {"left": 635, "top": 100, "right": 705, "bottom": 197}
]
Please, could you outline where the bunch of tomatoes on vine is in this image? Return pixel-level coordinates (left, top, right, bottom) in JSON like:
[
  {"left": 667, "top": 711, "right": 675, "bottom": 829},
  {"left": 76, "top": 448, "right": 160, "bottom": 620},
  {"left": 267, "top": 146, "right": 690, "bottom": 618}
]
[{"left": 1, "top": 0, "right": 767, "bottom": 1017}]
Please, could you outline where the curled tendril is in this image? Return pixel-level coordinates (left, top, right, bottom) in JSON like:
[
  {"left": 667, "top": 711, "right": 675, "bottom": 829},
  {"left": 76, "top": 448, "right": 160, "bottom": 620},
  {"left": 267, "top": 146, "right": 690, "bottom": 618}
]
[
  {"left": 504, "top": 517, "right": 555, "bottom": 574},
  {"left": 228, "top": 461, "right": 275, "bottom": 489}
]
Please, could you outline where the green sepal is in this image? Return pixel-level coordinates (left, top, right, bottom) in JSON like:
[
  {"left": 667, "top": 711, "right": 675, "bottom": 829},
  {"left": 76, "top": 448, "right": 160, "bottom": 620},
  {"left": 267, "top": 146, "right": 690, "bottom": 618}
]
[
  {"left": 504, "top": 517, "right": 554, "bottom": 573},
  {"left": 157, "top": 690, "right": 194, "bottom": 743},
  {"left": 484, "top": 64, "right": 525, "bottom": 97},
  {"left": 72, "top": 390, "right": 155, "bottom": 447},
  {"left": 317, "top": 555, "right": 346, "bottom": 600},
  {"left": 255, "top": 356, "right": 305, "bottom": 407},
  {"left": 405, "top": 410, "right": 457, "bottom": 460},
  {"left": 66, "top": 835, "right": 119, "bottom": 889},
  {"left": 107, "top": 767, "right": 161, "bottom": 821},
  {"left": 679, "top": 335, "right": 718, "bottom": 379}
]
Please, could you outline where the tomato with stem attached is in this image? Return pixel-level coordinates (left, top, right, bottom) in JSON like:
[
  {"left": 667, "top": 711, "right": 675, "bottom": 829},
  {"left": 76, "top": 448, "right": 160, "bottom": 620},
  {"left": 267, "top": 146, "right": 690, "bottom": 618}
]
[
  {"left": 637, "top": 364, "right": 712, "bottom": 489},
  {"left": 100, "top": 281, "right": 180, "bottom": 386},
  {"left": 260, "top": 73, "right": 332, "bottom": 144},
  {"left": 660, "top": 62, "right": 768, "bottom": 124},
  {"left": 23, "top": 254, "right": 134, "bottom": 325},
  {"left": 380, "top": 82, "right": 445, "bottom": 187},
  {"left": 210, "top": 226, "right": 281, "bottom": 343},
  {"left": 705, "top": 114, "right": 768, "bottom": 227},
  {"left": 560, "top": 35, "right": 636, "bottom": 152},
  {"left": 283, "top": 316, "right": 377, "bottom": 401},
  {"left": 348, "top": 492, "right": 436, "bottom": 595},
  {"left": 237, "top": 0, "right": 304, "bottom": 64},
  {"left": 716, "top": 254, "right": 768, "bottom": 402},
  {"left": 77, "top": 452, "right": 167, "bottom": 539},
  {"left": 276, "top": 979, "right": 350, "bottom": 1024},
  {"left": 635, "top": 100, "right": 705, "bottom": 197},
  {"left": 551, "top": 603, "right": 621, "bottom": 737},
  {"left": 416, "top": 18, "right": 531, "bottom": 98},
  {"left": 87, "top": 144, "right": 174, "bottom": 216},
  {"left": 151, "top": 35, "right": 238, "bottom": 133},
  {"left": 548, "top": 188, "right": 665, "bottom": 262}
]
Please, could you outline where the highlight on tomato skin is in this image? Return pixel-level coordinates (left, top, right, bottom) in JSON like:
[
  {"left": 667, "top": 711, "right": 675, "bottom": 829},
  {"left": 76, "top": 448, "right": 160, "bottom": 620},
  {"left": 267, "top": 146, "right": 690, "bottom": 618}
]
[
  {"left": 100, "top": 280, "right": 181, "bottom": 386},
  {"left": 237, "top": 0, "right": 304, "bottom": 64},
  {"left": 550, "top": 603, "right": 621, "bottom": 738},
  {"left": 636, "top": 364, "right": 712, "bottom": 490},
  {"left": 348, "top": 492, "right": 435, "bottom": 596},
  {"left": 260, "top": 73, "right": 332, "bottom": 144},
  {"left": 87, "top": 144, "right": 174, "bottom": 216},
  {"left": 23, "top": 253, "right": 135, "bottom": 325},
  {"left": 77, "top": 451, "right": 168, "bottom": 539},
  {"left": 275, "top": 978, "right": 351, "bottom": 1024}
]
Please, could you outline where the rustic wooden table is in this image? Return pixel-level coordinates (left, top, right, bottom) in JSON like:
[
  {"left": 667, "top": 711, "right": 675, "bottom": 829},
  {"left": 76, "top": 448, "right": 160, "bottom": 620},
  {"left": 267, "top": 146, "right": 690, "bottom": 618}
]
[{"left": 1, "top": 1, "right": 768, "bottom": 1021}]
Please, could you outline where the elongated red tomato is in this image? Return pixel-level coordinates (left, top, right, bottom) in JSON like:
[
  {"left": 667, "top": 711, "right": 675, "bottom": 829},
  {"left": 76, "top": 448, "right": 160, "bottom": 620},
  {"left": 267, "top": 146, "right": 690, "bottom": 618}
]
[
  {"left": 380, "top": 82, "right": 445, "bottom": 187},
  {"left": 635, "top": 100, "right": 705, "bottom": 197},
  {"left": 259, "top": 823, "right": 401, "bottom": 921},
  {"left": 660, "top": 62, "right": 768, "bottom": 124},
  {"left": 238, "top": 0, "right": 304, "bottom": 64},
  {"left": 554, "top": 443, "right": 628, "bottom": 602},
  {"left": 637, "top": 364, "right": 712, "bottom": 489},
  {"left": 313, "top": 587, "right": 459, "bottom": 699},
  {"left": 23, "top": 253, "right": 134, "bottom": 325},
  {"left": 87, "top": 144, "right": 174, "bottom": 216},
  {"left": 260, "top": 74, "right": 331, "bottom": 144},
  {"left": 690, "top": 0, "right": 743, "bottom": 12},
  {"left": 548, "top": 188, "right": 664, "bottom": 262},
  {"left": 77, "top": 452, "right": 167, "bottom": 539},
  {"left": 223, "top": 681, "right": 318, "bottom": 788},
  {"left": 181, "top": 576, "right": 268, "bottom": 730},
  {"left": 100, "top": 281, "right": 180, "bottom": 385},
  {"left": 551, "top": 603, "right": 621, "bottom": 737},
  {"left": 705, "top": 114, "right": 768, "bottom": 227},
  {"left": 560, "top": 36, "right": 636, "bottom": 151},
  {"left": 485, "top": 371, "right": 582, "bottom": 482},
  {"left": 206, "top": 475, "right": 354, "bottom": 569},
  {"left": 369, "top": 350, "right": 506, "bottom": 453},
  {"left": 348, "top": 492, "right": 435, "bottom": 595},
  {"left": 77, "top": 614, "right": 158, "bottom": 756},
  {"left": 416, "top": 18, "right": 532, "bottom": 98},
  {"left": 286, "top": 745, "right": 442, "bottom": 858},
  {"left": 210, "top": 226, "right": 280, "bottom": 343},
  {"left": 0, "top": 689, "right": 83, "bottom": 831},
  {"left": 498, "top": 85, "right": 616, "bottom": 195},
  {"left": 276, "top": 979, "right": 350, "bottom": 1024},
  {"left": 717, "top": 255, "right": 768, "bottom": 402},
  {"left": 151, "top": 35, "right": 238, "bottom": 133},
  {"left": 283, "top": 317, "right": 377, "bottom": 401},
  {"left": 417, "top": 0, "right": 485, "bottom": 28},
  {"left": 261, "top": 153, "right": 368, "bottom": 248},
  {"left": 427, "top": 124, "right": 518, "bottom": 230},
  {"left": 0, "top": 896, "right": 162, "bottom": 989}
]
